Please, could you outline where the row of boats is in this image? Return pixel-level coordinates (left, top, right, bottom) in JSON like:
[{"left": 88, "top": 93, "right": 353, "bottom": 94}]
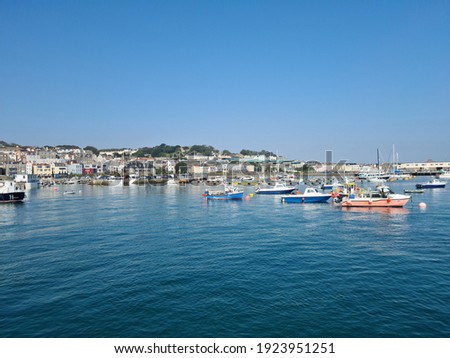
[
  {"left": 0, "top": 174, "right": 447, "bottom": 205},
  {"left": 202, "top": 178, "right": 447, "bottom": 208}
]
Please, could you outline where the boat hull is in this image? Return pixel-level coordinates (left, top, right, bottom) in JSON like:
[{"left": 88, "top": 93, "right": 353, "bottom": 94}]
[
  {"left": 282, "top": 195, "right": 331, "bottom": 203},
  {"left": 205, "top": 192, "right": 244, "bottom": 200},
  {"left": 322, "top": 185, "right": 343, "bottom": 190},
  {"left": 341, "top": 197, "right": 410, "bottom": 207},
  {"left": 0, "top": 192, "right": 25, "bottom": 203},
  {"left": 416, "top": 183, "right": 445, "bottom": 189},
  {"left": 256, "top": 189, "right": 295, "bottom": 195}
]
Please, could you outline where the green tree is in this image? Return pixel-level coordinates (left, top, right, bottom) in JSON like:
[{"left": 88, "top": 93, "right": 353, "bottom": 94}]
[{"left": 83, "top": 146, "right": 99, "bottom": 155}]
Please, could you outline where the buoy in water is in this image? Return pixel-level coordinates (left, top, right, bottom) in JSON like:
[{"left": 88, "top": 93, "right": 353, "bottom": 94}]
[
  {"left": 419, "top": 202, "right": 427, "bottom": 209},
  {"left": 245, "top": 195, "right": 250, "bottom": 200},
  {"left": 249, "top": 193, "right": 254, "bottom": 197}
]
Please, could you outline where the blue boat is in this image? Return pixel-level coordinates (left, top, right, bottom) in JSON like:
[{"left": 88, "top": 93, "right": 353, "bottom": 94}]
[
  {"left": 203, "top": 185, "right": 244, "bottom": 200},
  {"left": 255, "top": 182, "right": 296, "bottom": 195},
  {"left": 281, "top": 187, "right": 332, "bottom": 203},
  {"left": 416, "top": 178, "right": 446, "bottom": 189},
  {"left": 321, "top": 179, "right": 344, "bottom": 191}
]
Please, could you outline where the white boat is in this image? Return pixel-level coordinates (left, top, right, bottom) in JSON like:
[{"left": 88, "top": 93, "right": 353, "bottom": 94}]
[
  {"left": 1, "top": 176, "right": 26, "bottom": 203},
  {"left": 416, "top": 178, "right": 446, "bottom": 189},
  {"left": 438, "top": 171, "right": 450, "bottom": 180},
  {"left": 321, "top": 179, "right": 344, "bottom": 191},
  {"left": 14, "top": 174, "right": 40, "bottom": 190},
  {"left": 129, "top": 174, "right": 140, "bottom": 185},
  {"left": 367, "top": 177, "right": 387, "bottom": 184},
  {"left": 167, "top": 177, "right": 178, "bottom": 185},
  {"left": 255, "top": 182, "right": 296, "bottom": 195},
  {"left": 358, "top": 171, "right": 390, "bottom": 180},
  {"left": 107, "top": 176, "right": 123, "bottom": 186},
  {"left": 241, "top": 176, "right": 255, "bottom": 183},
  {"left": 206, "top": 176, "right": 225, "bottom": 185}
]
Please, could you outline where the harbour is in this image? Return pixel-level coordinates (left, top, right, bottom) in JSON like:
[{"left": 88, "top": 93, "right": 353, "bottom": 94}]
[{"left": 1, "top": 177, "right": 449, "bottom": 337}]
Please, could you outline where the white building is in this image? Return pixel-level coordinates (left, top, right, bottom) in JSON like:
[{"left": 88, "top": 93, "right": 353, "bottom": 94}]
[
  {"left": 398, "top": 162, "right": 450, "bottom": 172},
  {"left": 67, "top": 164, "right": 83, "bottom": 175}
]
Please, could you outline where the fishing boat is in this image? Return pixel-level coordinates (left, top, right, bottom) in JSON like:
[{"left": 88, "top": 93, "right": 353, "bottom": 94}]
[
  {"left": 256, "top": 182, "right": 296, "bottom": 195},
  {"left": 202, "top": 185, "right": 244, "bottom": 200},
  {"left": 415, "top": 178, "right": 446, "bottom": 189},
  {"left": 281, "top": 187, "right": 332, "bottom": 203},
  {"left": 0, "top": 176, "right": 26, "bottom": 203},
  {"left": 341, "top": 186, "right": 410, "bottom": 207}
]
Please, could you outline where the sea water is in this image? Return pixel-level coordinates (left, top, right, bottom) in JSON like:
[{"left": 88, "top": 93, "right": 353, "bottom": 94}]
[{"left": 1, "top": 179, "right": 449, "bottom": 337}]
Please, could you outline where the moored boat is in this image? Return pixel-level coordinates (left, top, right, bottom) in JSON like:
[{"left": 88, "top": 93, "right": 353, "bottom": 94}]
[
  {"left": 438, "top": 171, "right": 450, "bottom": 180},
  {"left": 256, "top": 182, "right": 296, "bottom": 195},
  {"left": 281, "top": 187, "right": 332, "bottom": 203},
  {"left": 341, "top": 186, "right": 410, "bottom": 207},
  {"left": 321, "top": 180, "right": 344, "bottom": 191},
  {"left": 0, "top": 176, "right": 26, "bottom": 203},
  {"left": 415, "top": 178, "right": 446, "bottom": 189},
  {"left": 14, "top": 174, "right": 40, "bottom": 190},
  {"left": 202, "top": 185, "right": 244, "bottom": 200}
]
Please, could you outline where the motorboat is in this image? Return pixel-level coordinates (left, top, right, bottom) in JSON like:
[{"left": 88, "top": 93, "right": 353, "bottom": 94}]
[
  {"left": 281, "top": 187, "right": 332, "bottom": 203},
  {"left": 415, "top": 178, "right": 446, "bottom": 189},
  {"left": 341, "top": 186, "right": 410, "bottom": 207},
  {"left": 0, "top": 176, "right": 26, "bottom": 203},
  {"left": 202, "top": 185, "right": 244, "bottom": 200},
  {"left": 256, "top": 182, "right": 296, "bottom": 195},
  {"left": 321, "top": 179, "right": 344, "bottom": 191},
  {"left": 438, "top": 171, "right": 450, "bottom": 180}
]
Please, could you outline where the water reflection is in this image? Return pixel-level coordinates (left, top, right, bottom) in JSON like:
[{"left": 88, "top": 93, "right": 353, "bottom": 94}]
[{"left": 342, "top": 207, "right": 410, "bottom": 215}]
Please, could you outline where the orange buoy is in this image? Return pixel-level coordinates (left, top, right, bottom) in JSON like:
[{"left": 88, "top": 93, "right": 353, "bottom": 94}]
[
  {"left": 419, "top": 202, "right": 427, "bottom": 209},
  {"left": 387, "top": 198, "right": 391, "bottom": 203},
  {"left": 296, "top": 191, "right": 300, "bottom": 195}
]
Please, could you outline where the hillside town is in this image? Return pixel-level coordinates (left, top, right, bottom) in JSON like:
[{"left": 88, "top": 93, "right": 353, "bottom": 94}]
[{"left": 1, "top": 141, "right": 449, "bottom": 182}]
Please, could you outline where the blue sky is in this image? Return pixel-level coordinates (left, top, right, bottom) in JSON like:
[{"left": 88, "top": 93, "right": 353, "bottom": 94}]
[{"left": 1, "top": 0, "right": 449, "bottom": 163}]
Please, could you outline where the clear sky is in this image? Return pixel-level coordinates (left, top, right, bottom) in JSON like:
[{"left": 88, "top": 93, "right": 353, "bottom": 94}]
[{"left": 1, "top": 0, "right": 449, "bottom": 163}]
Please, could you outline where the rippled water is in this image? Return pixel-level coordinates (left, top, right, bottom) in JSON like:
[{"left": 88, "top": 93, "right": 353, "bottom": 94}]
[{"left": 1, "top": 180, "right": 449, "bottom": 337}]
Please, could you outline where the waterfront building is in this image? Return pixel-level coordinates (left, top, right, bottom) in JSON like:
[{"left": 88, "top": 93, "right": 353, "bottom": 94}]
[
  {"left": 67, "top": 164, "right": 83, "bottom": 175},
  {"left": 398, "top": 161, "right": 450, "bottom": 173},
  {"left": 51, "top": 163, "right": 68, "bottom": 176},
  {"left": 34, "top": 163, "right": 52, "bottom": 177}
]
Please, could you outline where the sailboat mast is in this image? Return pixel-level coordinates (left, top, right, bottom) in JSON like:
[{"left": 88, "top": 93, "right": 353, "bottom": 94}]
[{"left": 377, "top": 148, "right": 380, "bottom": 170}]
